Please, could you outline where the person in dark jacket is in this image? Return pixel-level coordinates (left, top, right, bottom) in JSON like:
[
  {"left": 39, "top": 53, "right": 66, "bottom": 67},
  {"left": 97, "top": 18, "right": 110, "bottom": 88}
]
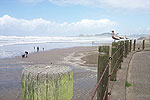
[
  {"left": 25, "top": 51, "right": 29, "bottom": 58},
  {"left": 37, "top": 47, "right": 39, "bottom": 52}
]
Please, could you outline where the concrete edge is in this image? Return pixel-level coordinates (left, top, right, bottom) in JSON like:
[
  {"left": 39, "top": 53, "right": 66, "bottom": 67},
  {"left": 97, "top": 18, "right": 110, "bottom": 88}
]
[{"left": 125, "top": 50, "right": 141, "bottom": 100}]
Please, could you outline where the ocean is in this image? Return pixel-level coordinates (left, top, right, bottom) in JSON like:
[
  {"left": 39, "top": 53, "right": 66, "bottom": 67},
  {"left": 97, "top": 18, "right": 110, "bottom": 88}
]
[{"left": 0, "top": 36, "right": 113, "bottom": 58}]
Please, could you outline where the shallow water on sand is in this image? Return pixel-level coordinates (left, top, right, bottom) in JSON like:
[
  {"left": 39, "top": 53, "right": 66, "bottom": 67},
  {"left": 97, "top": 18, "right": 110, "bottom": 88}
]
[
  {"left": 0, "top": 46, "right": 99, "bottom": 100},
  {"left": 0, "top": 63, "right": 97, "bottom": 100},
  {"left": 0, "top": 42, "right": 92, "bottom": 58},
  {"left": 0, "top": 67, "right": 23, "bottom": 100}
]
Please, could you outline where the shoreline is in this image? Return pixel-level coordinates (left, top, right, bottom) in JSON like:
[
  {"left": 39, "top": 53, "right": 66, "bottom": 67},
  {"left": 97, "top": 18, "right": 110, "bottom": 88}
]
[{"left": 0, "top": 45, "right": 98, "bottom": 65}]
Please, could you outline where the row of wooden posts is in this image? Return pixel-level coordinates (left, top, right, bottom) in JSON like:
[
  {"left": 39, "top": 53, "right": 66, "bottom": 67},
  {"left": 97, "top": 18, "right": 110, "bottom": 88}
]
[{"left": 97, "top": 39, "right": 145, "bottom": 100}]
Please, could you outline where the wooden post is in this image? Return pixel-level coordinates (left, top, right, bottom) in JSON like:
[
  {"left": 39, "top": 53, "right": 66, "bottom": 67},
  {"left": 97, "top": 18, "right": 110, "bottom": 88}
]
[
  {"left": 118, "top": 41, "right": 124, "bottom": 69},
  {"left": 110, "top": 42, "right": 118, "bottom": 81},
  {"left": 127, "top": 40, "right": 129, "bottom": 54},
  {"left": 22, "top": 65, "right": 73, "bottom": 100},
  {"left": 120, "top": 41, "right": 124, "bottom": 62},
  {"left": 118, "top": 42, "right": 121, "bottom": 69},
  {"left": 142, "top": 40, "right": 145, "bottom": 50},
  {"left": 99, "top": 46, "right": 109, "bottom": 55},
  {"left": 97, "top": 46, "right": 109, "bottom": 100},
  {"left": 124, "top": 40, "right": 128, "bottom": 58},
  {"left": 109, "top": 45, "right": 112, "bottom": 77},
  {"left": 129, "top": 40, "right": 132, "bottom": 52},
  {"left": 133, "top": 39, "right": 136, "bottom": 51},
  {"left": 123, "top": 41, "right": 126, "bottom": 57}
]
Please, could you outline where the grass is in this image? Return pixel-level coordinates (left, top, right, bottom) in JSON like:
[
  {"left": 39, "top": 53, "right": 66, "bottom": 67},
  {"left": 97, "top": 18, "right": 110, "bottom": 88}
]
[{"left": 125, "top": 81, "right": 132, "bottom": 87}]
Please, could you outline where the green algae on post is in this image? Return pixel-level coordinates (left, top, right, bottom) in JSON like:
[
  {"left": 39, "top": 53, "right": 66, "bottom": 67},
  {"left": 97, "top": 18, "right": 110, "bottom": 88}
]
[{"left": 21, "top": 65, "right": 73, "bottom": 100}]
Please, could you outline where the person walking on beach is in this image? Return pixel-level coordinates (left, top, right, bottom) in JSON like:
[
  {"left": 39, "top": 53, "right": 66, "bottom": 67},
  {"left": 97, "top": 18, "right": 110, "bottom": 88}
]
[
  {"left": 43, "top": 48, "right": 44, "bottom": 51},
  {"left": 92, "top": 41, "right": 94, "bottom": 46},
  {"left": 34, "top": 46, "right": 35, "bottom": 52},
  {"left": 37, "top": 47, "right": 39, "bottom": 52},
  {"left": 25, "top": 51, "right": 29, "bottom": 58}
]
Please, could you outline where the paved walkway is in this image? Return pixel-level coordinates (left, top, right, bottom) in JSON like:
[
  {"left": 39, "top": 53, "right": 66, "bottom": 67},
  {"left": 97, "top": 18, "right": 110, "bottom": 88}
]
[
  {"left": 109, "top": 51, "right": 135, "bottom": 100},
  {"left": 110, "top": 50, "right": 150, "bottom": 100},
  {"left": 126, "top": 50, "right": 150, "bottom": 99}
]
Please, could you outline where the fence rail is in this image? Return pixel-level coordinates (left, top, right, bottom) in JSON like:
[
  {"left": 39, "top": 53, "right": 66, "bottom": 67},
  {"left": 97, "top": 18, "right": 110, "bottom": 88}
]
[{"left": 90, "top": 39, "right": 147, "bottom": 100}]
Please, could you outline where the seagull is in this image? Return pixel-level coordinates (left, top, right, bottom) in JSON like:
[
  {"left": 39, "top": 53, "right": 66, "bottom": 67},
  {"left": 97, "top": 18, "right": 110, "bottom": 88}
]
[
  {"left": 112, "top": 30, "right": 120, "bottom": 41},
  {"left": 116, "top": 33, "right": 124, "bottom": 39},
  {"left": 125, "top": 35, "right": 129, "bottom": 39}
]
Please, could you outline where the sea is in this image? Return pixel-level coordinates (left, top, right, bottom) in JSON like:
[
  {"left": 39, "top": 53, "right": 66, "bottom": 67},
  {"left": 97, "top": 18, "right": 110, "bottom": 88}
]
[{"left": 0, "top": 36, "right": 113, "bottom": 58}]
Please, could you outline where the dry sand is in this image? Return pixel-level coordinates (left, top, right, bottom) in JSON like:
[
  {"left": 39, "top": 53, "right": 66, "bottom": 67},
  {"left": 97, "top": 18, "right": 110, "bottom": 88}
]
[{"left": 0, "top": 46, "right": 99, "bottom": 100}]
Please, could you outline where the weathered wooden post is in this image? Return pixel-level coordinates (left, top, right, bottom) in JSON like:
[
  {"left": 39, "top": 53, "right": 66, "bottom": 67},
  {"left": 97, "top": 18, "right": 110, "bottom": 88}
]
[
  {"left": 97, "top": 46, "right": 109, "bottom": 100},
  {"left": 22, "top": 65, "right": 73, "bottom": 100},
  {"left": 118, "top": 41, "right": 124, "bottom": 69},
  {"left": 142, "top": 40, "right": 145, "bottom": 50},
  {"left": 117, "top": 42, "right": 121, "bottom": 69},
  {"left": 129, "top": 40, "right": 132, "bottom": 52},
  {"left": 110, "top": 42, "right": 118, "bottom": 81},
  {"left": 123, "top": 41, "right": 126, "bottom": 57},
  {"left": 120, "top": 41, "right": 124, "bottom": 62},
  {"left": 124, "top": 40, "right": 128, "bottom": 58},
  {"left": 133, "top": 39, "right": 136, "bottom": 51},
  {"left": 127, "top": 40, "right": 129, "bottom": 54}
]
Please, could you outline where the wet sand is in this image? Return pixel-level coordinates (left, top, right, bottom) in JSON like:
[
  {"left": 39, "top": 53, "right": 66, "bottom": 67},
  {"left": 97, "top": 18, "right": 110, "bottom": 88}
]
[{"left": 0, "top": 46, "right": 98, "bottom": 100}]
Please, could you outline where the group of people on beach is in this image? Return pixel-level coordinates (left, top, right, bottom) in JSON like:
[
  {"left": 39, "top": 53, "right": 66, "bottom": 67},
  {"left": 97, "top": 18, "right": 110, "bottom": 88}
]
[
  {"left": 22, "top": 46, "right": 45, "bottom": 58},
  {"left": 34, "top": 46, "right": 44, "bottom": 52}
]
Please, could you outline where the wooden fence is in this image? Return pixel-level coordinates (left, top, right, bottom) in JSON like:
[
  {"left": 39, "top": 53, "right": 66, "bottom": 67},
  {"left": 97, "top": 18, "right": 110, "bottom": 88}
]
[{"left": 90, "top": 39, "right": 146, "bottom": 100}]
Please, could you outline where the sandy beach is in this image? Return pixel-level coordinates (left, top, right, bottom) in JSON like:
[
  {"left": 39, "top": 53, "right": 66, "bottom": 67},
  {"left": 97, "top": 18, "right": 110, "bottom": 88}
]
[{"left": 0, "top": 46, "right": 99, "bottom": 100}]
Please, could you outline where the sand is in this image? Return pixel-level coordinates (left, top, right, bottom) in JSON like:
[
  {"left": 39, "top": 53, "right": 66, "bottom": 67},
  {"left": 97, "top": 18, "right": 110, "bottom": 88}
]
[
  {"left": 0, "top": 46, "right": 99, "bottom": 100},
  {"left": 11, "top": 46, "right": 99, "bottom": 66}
]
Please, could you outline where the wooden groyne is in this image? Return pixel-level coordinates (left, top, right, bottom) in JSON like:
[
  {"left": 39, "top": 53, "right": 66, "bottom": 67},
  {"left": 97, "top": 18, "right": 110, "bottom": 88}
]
[
  {"left": 21, "top": 65, "right": 73, "bottom": 100},
  {"left": 90, "top": 39, "right": 147, "bottom": 100}
]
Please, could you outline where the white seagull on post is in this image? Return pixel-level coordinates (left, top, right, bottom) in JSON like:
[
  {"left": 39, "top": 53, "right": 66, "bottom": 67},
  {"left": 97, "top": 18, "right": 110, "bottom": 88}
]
[
  {"left": 116, "top": 33, "right": 125, "bottom": 39},
  {"left": 112, "top": 30, "right": 120, "bottom": 41},
  {"left": 125, "top": 35, "right": 129, "bottom": 39}
]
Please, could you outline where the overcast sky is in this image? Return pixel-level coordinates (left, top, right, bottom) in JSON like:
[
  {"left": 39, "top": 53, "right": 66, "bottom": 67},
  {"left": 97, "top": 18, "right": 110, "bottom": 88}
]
[{"left": 0, "top": 0, "right": 150, "bottom": 36}]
